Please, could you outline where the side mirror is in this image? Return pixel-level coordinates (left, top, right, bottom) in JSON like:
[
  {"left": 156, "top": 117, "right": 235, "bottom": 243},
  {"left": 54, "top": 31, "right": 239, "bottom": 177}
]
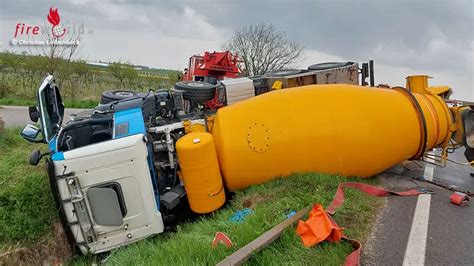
[
  {"left": 21, "top": 124, "right": 43, "bottom": 143},
  {"left": 29, "top": 149, "right": 50, "bottom": 166},
  {"left": 29, "top": 150, "right": 41, "bottom": 166},
  {"left": 28, "top": 106, "right": 40, "bottom": 123}
]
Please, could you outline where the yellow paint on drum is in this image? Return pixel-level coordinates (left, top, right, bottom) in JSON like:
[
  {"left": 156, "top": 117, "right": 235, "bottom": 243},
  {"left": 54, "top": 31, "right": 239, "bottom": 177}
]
[
  {"left": 176, "top": 132, "right": 225, "bottom": 213},
  {"left": 212, "top": 84, "right": 451, "bottom": 191}
]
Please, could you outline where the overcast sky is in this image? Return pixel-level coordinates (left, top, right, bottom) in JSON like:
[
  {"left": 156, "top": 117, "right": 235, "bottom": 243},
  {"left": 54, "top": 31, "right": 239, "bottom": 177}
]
[{"left": 1, "top": 0, "right": 473, "bottom": 100}]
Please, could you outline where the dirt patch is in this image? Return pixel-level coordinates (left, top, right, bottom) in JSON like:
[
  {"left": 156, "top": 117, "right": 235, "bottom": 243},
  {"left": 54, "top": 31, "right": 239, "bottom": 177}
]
[
  {"left": 241, "top": 191, "right": 277, "bottom": 208},
  {"left": 0, "top": 222, "right": 73, "bottom": 265}
]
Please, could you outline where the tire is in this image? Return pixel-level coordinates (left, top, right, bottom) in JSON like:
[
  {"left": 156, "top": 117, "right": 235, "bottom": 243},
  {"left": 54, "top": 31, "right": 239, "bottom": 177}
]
[
  {"left": 174, "top": 81, "right": 216, "bottom": 103},
  {"left": 264, "top": 69, "right": 304, "bottom": 77},
  {"left": 308, "top": 62, "right": 352, "bottom": 71},
  {"left": 100, "top": 90, "right": 144, "bottom": 104}
]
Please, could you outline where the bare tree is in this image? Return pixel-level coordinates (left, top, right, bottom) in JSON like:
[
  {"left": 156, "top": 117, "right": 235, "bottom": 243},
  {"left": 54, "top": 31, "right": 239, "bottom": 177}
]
[
  {"left": 26, "top": 21, "right": 83, "bottom": 75},
  {"left": 223, "top": 23, "right": 303, "bottom": 77}
]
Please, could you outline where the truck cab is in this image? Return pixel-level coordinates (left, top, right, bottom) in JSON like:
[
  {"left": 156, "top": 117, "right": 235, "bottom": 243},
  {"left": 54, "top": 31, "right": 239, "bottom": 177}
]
[{"left": 22, "top": 75, "right": 166, "bottom": 254}]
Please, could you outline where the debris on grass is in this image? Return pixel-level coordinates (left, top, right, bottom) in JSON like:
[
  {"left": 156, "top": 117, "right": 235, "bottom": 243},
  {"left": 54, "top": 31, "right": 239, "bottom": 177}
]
[
  {"left": 229, "top": 208, "right": 253, "bottom": 223},
  {"left": 89, "top": 174, "right": 382, "bottom": 265},
  {"left": 212, "top": 232, "right": 233, "bottom": 248},
  {"left": 286, "top": 210, "right": 297, "bottom": 219}
]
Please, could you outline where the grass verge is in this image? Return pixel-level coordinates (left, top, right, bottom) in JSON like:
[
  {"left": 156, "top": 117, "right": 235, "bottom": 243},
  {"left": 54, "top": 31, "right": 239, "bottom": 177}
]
[
  {"left": 0, "top": 128, "right": 56, "bottom": 248},
  {"left": 0, "top": 127, "right": 382, "bottom": 265},
  {"left": 0, "top": 98, "right": 98, "bottom": 109},
  {"left": 0, "top": 128, "right": 71, "bottom": 264},
  {"left": 77, "top": 175, "right": 382, "bottom": 265}
]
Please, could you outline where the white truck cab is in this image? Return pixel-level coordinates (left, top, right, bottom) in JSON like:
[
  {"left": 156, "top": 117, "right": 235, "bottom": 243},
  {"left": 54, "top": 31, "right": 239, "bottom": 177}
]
[{"left": 22, "top": 75, "right": 165, "bottom": 254}]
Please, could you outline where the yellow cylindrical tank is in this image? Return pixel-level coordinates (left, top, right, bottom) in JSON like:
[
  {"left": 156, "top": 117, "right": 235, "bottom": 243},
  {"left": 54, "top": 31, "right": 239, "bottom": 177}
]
[
  {"left": 211, "top": 84, "right": 452, "bottom": 191},
  {"left": 176, "top": 132, "right": 226, "bottom": 213}
]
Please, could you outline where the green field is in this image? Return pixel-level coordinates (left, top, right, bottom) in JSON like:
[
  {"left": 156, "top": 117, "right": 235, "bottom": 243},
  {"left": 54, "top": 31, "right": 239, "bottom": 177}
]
[
  {"left": 0, "top": 52, "right": 181, "bottom": 107},
  {"left": 0, "top": 127, "right": 382, "bottom": 265}
]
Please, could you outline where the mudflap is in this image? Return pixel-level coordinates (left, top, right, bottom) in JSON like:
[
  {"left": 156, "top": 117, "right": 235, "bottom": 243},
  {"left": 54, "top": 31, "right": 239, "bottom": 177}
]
[
  {"left": 462, "top": 108, "right": 474, "bottom": 162},
  {"left": 464, "top": 147, "right": 474, "bottom": 162},
  {"left": 463, "top": 108, "right": 474, "bottom": 148}
]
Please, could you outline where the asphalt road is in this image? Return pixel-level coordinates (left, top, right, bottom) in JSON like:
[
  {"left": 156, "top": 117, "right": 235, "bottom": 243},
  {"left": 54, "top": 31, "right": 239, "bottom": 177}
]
[
  {"left": 0, "top": 105, "right": 85, "bottom": 127},
  {"left": 362, "top": 149, "right": 473, "bottom": 265}
]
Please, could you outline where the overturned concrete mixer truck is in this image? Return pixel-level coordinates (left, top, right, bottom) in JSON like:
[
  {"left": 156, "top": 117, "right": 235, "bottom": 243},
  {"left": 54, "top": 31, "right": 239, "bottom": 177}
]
[{"left": 20, "top": 61, "right": 474, "bottom": 254}]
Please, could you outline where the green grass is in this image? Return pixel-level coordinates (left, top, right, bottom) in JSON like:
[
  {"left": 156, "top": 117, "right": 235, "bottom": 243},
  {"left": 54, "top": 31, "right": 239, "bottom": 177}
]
[
  {"left": 62, "top": 99, "right": 98, "bottom": 109},
  {"left": 0, "top": 98, "right": 98, "bottom": 109},
  {"left": 0, "top": 128, "right": 56, "bottom": 251},
  {"left": 0, "top": 127, "right": 382, "bottom": 264},
  {"left": 76, "top": 174, "right": 381, "bottom": 265}
]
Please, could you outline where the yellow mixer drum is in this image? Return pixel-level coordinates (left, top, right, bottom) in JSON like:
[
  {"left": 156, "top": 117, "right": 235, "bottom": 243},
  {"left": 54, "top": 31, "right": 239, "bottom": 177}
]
[
  {"left": 176, "top": 132, "right": 226, "bottom": 213},
  {"left": 211, "top": 84, "right": 452, "bottom": 191}
]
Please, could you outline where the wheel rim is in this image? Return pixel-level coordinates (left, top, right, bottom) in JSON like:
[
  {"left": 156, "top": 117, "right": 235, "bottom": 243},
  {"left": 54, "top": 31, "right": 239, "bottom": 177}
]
[
  {"left": 114, "top": 91, "right": 135, "bottom": 97},
  {"left": 187, "top": 82, "right": 205, "bottom": 87}
]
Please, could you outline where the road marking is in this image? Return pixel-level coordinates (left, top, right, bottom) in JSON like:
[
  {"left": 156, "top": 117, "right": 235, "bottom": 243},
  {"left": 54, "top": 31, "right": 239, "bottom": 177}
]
[{"left": 403, "top": 154, "right": 434, "bottom": 266}]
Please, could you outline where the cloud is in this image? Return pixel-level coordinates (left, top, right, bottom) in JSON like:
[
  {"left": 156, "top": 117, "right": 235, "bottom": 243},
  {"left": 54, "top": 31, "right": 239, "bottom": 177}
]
[
  {"left": 1, "top": 0, "right": 472, "bottom": 99},
  {"left": 190, "top": 0, "right": 473, "bottom": 75}
]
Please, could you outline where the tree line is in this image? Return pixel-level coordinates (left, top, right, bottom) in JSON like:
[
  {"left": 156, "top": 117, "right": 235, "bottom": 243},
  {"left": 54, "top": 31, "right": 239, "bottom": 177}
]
[{"left": 0, "top": 51, "right": 180, "bottom": 101}]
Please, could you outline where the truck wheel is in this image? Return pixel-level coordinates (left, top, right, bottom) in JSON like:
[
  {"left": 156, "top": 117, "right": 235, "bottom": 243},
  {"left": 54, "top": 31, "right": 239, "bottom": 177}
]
[
  {"left": 308, "top": 62, "right": 352, "bottom": 71},
  {"left": 174, "top": 81, "right": 216, "bottom": 103},
  {"left": 100, "top": 90, "right": 144, "bottom": 104}
]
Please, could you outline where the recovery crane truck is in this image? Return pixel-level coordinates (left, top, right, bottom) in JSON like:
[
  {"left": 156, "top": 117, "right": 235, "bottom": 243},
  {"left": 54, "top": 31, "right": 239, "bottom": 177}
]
[
  {"left": 20, "top": 60, "right": 473, "bottom": 255},
  {"left": 182, "top": 51, "right": 240, "bottom": 83}
]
